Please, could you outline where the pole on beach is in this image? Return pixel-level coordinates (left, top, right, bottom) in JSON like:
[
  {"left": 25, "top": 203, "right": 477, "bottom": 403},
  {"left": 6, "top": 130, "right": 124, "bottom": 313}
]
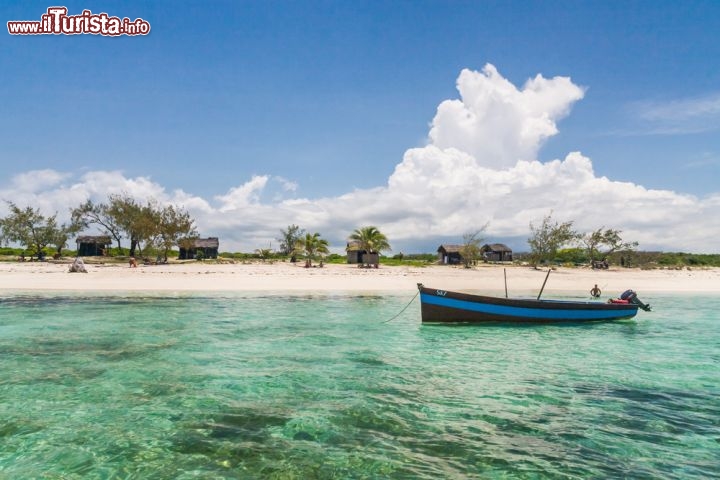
[
  {"left": 504, "top": 268, "right": 508, "bottom": 298},
  {"left": 537, "top": 269, "right": 551, "bottom": 300}
]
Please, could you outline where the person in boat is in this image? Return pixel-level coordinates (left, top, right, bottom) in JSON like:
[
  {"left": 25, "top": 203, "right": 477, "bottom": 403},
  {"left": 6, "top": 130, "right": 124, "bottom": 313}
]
[{"left": 590, "top": 284, "right": 601, "bottom": 298}]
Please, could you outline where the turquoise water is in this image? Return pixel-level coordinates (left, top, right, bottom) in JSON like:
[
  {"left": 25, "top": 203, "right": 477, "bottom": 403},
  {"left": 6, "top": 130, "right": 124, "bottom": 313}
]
[{"left": 0, "top": 292, "right": 718, "bottom": 479}]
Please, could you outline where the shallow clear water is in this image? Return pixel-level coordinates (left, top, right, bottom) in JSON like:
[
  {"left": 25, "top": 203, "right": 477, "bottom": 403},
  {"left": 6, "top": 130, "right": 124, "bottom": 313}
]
[{"left": 0, "top": 291, "right": 718, "bottom": 479}]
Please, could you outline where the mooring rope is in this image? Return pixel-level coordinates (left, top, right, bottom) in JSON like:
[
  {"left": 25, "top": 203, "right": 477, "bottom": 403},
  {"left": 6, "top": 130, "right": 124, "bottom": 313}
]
[{"left": 381, "top": 290, "right": 419, "bottom": 323}]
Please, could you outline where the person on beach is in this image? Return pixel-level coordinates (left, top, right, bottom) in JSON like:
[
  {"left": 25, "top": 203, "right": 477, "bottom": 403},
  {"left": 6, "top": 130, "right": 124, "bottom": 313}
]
[
  {"left": 590, "top": 284, "right": 601, "bottom": 298},
  {"left": 129, "top": 257, "right": 138, "bottom": 268}
]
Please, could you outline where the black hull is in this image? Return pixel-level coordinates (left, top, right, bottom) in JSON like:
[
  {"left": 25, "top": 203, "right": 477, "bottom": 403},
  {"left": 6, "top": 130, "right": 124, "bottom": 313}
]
[{"left": 418, "top": 285, "right": 640, "bottom": 324}]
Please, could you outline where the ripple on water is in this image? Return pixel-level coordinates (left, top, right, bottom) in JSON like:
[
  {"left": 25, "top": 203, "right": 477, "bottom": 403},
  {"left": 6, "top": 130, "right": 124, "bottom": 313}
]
[{"left": 0, "top": 293, "right": 718, "bottom": 478}]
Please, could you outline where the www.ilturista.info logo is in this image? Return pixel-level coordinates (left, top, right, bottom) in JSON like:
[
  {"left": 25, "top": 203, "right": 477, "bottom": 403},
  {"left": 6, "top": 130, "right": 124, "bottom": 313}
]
[{"left": 7, "top": 7, "right": 150, "bottom": 36}]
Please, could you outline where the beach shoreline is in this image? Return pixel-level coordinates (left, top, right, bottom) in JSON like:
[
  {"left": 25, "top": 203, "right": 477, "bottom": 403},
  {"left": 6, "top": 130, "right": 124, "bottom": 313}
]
[{"left": 0, "top": 260, "right": 718, "bottom": 295}]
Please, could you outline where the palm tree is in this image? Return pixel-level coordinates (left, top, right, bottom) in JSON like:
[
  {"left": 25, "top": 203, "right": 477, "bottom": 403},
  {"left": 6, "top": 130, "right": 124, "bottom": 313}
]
[
  {"left": 295, "top": 232, "right": 329, "bottom": 268},
  {"left": 349, "top": 226, "right": 391, "bottom": 267}
]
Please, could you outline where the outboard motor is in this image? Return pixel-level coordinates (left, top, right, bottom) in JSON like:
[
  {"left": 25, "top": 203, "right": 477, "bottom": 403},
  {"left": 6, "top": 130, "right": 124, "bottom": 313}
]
[{"left": 620, "top": 289, "right": 651, "bottom": 312}]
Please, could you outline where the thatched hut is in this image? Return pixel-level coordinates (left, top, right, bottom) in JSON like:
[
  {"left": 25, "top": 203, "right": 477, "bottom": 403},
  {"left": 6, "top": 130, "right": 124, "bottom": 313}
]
[
  {"left": 346, "top": 240, "right": 380, "bottom": 267},
  {"left": 346, "top": 240, "right": 365, "bottom": 264},
  {"left": 481, "top": 243, "right": 513, "bottom": 262},
  {"left": 76, "top": 235, "right": 112, "bottom": 256},
  {"left": 437, "top": 244, "right": 464, "bottom": 265},
  {"left": 179, "top": 237, "right": 219, "bottom": 260}
]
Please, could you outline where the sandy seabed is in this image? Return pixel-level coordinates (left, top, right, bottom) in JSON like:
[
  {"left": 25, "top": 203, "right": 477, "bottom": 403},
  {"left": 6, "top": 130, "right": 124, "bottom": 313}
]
[{"left": 0, "top": 260, "right": 718, "bottom": 295}]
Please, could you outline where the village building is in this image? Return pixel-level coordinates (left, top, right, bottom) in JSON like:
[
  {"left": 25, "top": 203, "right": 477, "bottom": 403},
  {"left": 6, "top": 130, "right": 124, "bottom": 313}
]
[
  {"left": 481, "top": 243, "right": 513, "bottom": 262},
  {"left": 346, "top": 240, "right": 364, "bottom": 264},
  {"left": 437, "top": 243, "right": 514, "bottom": 264},
  {"left": 178, "top": 237, "right": 219, "bottom": 260},
  {"left": 437, "top": 244, "right": 464, "bottom": 265},
  {"left": 76, "top": 235, "right": 112, "bottom": 256},
  {"left": 346, "top": 240, "right": 380, "bottom": 267}
]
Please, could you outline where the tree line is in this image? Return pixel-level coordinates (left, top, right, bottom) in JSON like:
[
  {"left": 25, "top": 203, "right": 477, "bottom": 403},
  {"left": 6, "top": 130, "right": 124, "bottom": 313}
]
[
  {"left": 454, "top": 213, "right": 638, "bottom": 268},
  {"left": 525, "top": 213, "right": 638, "bottom": 267},
  {"left": 0, "top": 197, "right": 394, "bottom": 266},
  {"left": 0, "top": 195, "right": 196, "bottom": 260},
  {"left": 0, "top": 201, "right": 697, "bottom": 269}
]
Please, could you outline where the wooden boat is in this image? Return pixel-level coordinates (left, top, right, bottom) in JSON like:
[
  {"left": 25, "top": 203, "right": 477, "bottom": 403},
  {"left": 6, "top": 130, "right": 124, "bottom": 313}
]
[{"left": 417, "top": 283, "right": 651, "bottom": 324}]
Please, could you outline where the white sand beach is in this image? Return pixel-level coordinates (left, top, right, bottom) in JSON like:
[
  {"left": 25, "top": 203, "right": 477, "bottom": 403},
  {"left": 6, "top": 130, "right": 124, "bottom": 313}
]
[{"left": 0, "top": 260, "right": 718, "bottom": 295}]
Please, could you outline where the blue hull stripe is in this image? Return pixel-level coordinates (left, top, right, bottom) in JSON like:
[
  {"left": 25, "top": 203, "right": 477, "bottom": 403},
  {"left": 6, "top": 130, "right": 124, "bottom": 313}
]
[{"left": 421, "top": 293, "right": 637, "bottom": 320}]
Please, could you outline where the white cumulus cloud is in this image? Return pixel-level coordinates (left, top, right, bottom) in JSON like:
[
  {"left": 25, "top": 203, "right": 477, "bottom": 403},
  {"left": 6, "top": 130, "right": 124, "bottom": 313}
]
[
  {"left": 215, "top": 175, "right": 269, "bottom": 212},
  {"left": 428, "top": 64, "right": 585, "bottom": 168}
]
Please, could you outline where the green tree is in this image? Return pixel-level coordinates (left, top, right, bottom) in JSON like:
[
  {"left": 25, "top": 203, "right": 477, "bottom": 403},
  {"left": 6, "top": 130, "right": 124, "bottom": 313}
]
[
  {"left": 136, "top": 202, "right": 162, "bottom": 257},
  {"left": 155, "top": 204, "right": 197, "bottom": 262},
  {"left": 71, "top": 199, "right": 123, "bottom": 251},
  {"left": 106, "top": 194, "right": 145, "bottom": 257},
  {"left": 295, "top": 232, "right": 329, "bottom": 267},
  {"left": 460, "top": 225, "right": 488, "bottom": 268},
  {"left": 0, "top": 202, "right": 79, "bottom": 259},
  {"left": 527, "top": 213, "right": 580, "bottom": 267},
  {"left": 349, "top": 226, "right": 391, "bottom": 264},
  {"left": 81, "top": 194, "right": 197, "bottom": 260},
  {"left": 583, "top": 227, "right": 638, "bottom": 263},
  {"left": 277, "top": 224, "right": 305, "bottom": 262},
  {"left": 47, "top": 215, "right": 83, "bottom": 257},
  {"left": 104, "top": 195, "right": 168, "bottom": 258}
]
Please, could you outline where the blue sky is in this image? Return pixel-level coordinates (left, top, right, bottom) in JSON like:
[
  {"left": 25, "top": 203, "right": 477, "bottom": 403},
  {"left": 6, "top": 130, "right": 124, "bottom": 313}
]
[{"left": 2, "top": 1, "right": 719, "bottom": 252}]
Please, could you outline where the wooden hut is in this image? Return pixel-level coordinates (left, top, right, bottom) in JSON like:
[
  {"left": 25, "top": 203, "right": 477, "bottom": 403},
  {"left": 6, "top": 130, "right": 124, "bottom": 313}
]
[
  {"left": 346, "top": 240, "right": 365, "bottom": 264},
  {"left": 437, "top": 244, "right": 464, "bottom": 265},
  {"left": 346, "top": 240, "right": 380, "bottom": 267},
  {"left": 481, "top": 243, "right": 513, "bottom": 262},
  {"left": 76, "top": 235, "right": 112, "bottom": 256},
  {"left": 179, "top": 237, "right": 219, "bottom": 260},
  {"left": 361, "top": 252, "right": 380, "bottom": 267}
]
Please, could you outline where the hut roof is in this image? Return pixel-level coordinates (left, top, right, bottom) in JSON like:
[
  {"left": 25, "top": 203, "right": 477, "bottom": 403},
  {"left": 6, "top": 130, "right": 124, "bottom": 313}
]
[
  {"left": 482, "top": 243, "right": 512, "bottom": 252},
  {"left": 346, "top": 240, "right": 364, "bottom": 251},
  {"left": 438, "top": 244, "right": 463, "bottom": 253},
  {"left": 194, "top": 237, "right": 219, "bottom": 248},
  {"left": 76, "top": 235, "right": 112, "bottom": 245}
]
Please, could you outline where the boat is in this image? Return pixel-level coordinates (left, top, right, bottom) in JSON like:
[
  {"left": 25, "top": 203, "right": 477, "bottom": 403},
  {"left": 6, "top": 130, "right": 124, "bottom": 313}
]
[{"left": 417, "top": 283, "right": 651, "bottom": 324}]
